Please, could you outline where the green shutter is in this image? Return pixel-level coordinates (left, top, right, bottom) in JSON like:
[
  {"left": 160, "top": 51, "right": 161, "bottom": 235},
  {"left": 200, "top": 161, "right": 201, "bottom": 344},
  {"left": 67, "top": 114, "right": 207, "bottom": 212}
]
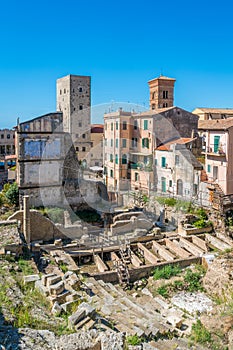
[
  {"left": 161, "top": 177, "right": 166, "bottom": 192},
  {"left": 214, "top": 136, "right": 220, "bottom": 153},
  {"left": 144, "top": 120, "right": 148, "bottom": 130},
  {"left": 161, "top": 157, "right": 166, "bottom": 168}
]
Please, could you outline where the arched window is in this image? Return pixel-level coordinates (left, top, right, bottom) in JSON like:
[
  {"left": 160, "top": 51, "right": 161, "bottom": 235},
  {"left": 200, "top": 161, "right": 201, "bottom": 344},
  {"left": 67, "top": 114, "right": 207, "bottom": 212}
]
[
  {"left": 122, "top": 154, "right": 127, "bottom": 164},
  {"left": 177, "top": 179, "right": 183, "bottom": 196},
  {"left": 115, "top": 154, "right": 118, "bottom": 164}
]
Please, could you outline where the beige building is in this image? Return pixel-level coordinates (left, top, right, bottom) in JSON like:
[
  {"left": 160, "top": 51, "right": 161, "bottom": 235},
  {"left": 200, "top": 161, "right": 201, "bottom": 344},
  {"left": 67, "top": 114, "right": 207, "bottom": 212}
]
[
  {"left": 103, "top": 75, "right": 200, "bottom": 202},
  {"left": 0, "top": 129, "right": 15, "bottom": 157},
  {"left": 88, "top": 124, "right": 103, "bottom": 168},
  {"left": 193, "top": 107, "right": 233, "bottom": 121},
  {"left": 56, "top": 74, "right": 91, "bottom": 165}
]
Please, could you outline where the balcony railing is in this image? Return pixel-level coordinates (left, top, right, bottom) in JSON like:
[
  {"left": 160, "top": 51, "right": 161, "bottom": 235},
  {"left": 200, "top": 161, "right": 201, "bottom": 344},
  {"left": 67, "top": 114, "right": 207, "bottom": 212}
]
[{"left": 203, "top": 146, "right": 226, "bottom": 156}]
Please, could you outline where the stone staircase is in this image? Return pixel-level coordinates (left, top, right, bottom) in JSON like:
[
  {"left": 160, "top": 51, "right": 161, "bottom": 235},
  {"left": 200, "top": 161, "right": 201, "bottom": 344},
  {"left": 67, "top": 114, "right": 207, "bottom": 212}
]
[{"left": 86, "top": 277, "right": 187, "bottom": 338}]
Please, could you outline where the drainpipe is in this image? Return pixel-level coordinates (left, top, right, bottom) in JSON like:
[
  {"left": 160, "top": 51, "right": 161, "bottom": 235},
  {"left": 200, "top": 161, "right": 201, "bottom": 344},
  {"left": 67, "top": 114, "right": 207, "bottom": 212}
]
[{"left": 23, "top": 195, "right": 30, "bottom": 246}]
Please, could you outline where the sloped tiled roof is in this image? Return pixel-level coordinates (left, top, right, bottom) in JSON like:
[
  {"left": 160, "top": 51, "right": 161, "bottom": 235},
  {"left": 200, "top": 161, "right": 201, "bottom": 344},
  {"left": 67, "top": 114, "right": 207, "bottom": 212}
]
[
  {"left": 194, "top": 107, "right": 233, "bottom": 114},
  {"left": 156, "top": 137, "right": 195, "bottom": 151},
  {"left": 198, "top": 118, "right": 233, "bottom": 130}
]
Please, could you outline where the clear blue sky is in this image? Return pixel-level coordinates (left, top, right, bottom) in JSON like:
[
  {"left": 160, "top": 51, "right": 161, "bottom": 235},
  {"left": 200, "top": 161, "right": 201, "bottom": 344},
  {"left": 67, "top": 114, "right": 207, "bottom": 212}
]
[{"left": 1, "top": 0, "right": 233, "bottom": 128}]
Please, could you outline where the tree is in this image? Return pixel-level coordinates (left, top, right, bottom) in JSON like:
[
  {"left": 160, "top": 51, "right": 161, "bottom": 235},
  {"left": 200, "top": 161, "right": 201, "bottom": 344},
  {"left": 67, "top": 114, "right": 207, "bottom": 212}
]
[{"left": 4, "top": 182, "right": 19, "bottom": 206}]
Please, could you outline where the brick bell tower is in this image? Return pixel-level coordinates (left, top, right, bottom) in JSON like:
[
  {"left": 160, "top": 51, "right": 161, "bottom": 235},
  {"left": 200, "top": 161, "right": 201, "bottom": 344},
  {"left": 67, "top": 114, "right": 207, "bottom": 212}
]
[{"left": 148, "top": 75, "right": 176, "bottom": 110}]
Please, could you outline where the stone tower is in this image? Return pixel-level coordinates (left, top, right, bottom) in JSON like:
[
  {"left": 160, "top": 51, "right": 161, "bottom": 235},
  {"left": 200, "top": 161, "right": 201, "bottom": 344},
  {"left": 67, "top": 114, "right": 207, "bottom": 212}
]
[
  {"left": 56, "top": 74, "right": 91, "bottom": 164},
  {"left": 148, "top": 75, "right": 176, "bottom": 110}
]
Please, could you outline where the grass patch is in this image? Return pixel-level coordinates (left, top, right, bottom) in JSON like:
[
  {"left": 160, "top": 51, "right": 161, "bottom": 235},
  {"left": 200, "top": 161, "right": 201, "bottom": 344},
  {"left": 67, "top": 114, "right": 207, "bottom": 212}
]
[
  {"left": 153, "top": 265, "right": 181, "bottom": 280},
  {"left": 190, "top": 320, "right": 212, "bottom": 344},
  {"left": 157, "top": 285, "right": 169, "bottom": 298},
  {"left": 183, "top": 267, "right": 205, "bottom": 292},
  {"left": 18, "top": 259, "right": 35, "bottom": 275},
  {"left": 126, "top": 334, "right": 143, "bottom": 346}
]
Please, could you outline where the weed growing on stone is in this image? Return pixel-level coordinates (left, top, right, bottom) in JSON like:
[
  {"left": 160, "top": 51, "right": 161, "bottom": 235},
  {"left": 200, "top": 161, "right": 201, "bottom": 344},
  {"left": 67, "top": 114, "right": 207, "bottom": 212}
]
[
  {"left": 189, "top": 320, "right": 211, "bottom": 345},
  {"left": 126, "top": 334, "right": 143, "bottom": 346},
  {"left": 153, "top": 264, "right": 181, "bottom": 280}
]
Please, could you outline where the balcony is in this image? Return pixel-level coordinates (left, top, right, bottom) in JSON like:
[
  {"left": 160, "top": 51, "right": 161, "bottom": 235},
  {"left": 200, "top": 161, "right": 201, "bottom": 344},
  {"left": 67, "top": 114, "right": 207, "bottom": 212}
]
[{"left": 203, "top": 146, "right": 226, "bottom": 157}]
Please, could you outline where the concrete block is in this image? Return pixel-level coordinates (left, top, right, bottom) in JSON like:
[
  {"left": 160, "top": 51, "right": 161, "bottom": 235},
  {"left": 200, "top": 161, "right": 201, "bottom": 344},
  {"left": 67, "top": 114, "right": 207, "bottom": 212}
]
[
  {"left": 66, "top": 293, "right": 81, "bottom": 302},
  {"left": 35, "top": 280, "right": 49, "bottom": 296},
  {"left": 94, "top": 254, "right": 108, "bottom": 272},
  {"left": 68, "top": 309, "right": 86, "bottom": 328},
  {"left": 137, "top": 243, "right": 158, "bottom": 264},
  {"left": 23, "top": 274, "right": 40, "bottom": 284},
  {"left": 47, "top": 275, "right": 62, "bottom": 286},
  {"left": 49, "top": 290, "right": 71, "bottom": 305},
  {"left": 49, "top": 281, "right": 65, "bottom": 296},
  {"left": 51, "top": 301, "right": 62, "bottom": 316},
  {"left": 61, "top": 300, "right": 78, "bottom": 313},
  {"left": 41, "top": 273, "right": 56, "bottom": 286},
  {"left": 78, "top": 302, "right": 95, "bottom": 317}
]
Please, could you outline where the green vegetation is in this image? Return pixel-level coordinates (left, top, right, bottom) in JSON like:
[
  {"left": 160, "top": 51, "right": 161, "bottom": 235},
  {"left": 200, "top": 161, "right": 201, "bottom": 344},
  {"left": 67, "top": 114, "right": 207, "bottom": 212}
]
[
  {"left": 193, "top": 218, "right": 212, "bottom": 229},
  {"left": 157, "top": 285, "right": 169, "bottom": 298},
  {"left": 3, "top": 182, "right": 19, "bottom": 206},
  {"left": 154, "top": 265, "right": 206, "bottom": 298},
  {"left": 59, "top": 263, "right": 68, "bottom": 273},
  {"left": 126, "top": 334, "right": 143, "bottom": 346},
  {"left": 18, "top": 259, "right": 35, "bottom": 275},
  {"left": 74, "top": 209, "right": 102, "bottom": 223},
  {"left": 38, "top": 207, "right": 64, "bottom": 224},
  {"left": 190, "top": 320, "right": 212, "bottom": 345},
  {"left": 153, "top": 264, "right": 181, "bottom": 280},
  {"left": 155, "top": 197, "right": 193, "bottom": 213}
]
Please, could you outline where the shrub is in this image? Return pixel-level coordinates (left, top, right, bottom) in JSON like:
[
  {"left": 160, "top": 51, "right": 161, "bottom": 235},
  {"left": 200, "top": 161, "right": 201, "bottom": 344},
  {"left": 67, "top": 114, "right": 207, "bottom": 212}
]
[
  {"left": 184, "top": 268, "right": 204, "bottom": 292},
  {"left": 126, "top": 335, "right": 142, "bottom": 346},
  {"left": 153, "top": 265, "right": 181, "bottom": 280},
  {"left": 4, "top": 182, "right": 19, "bottom": 206},
  {"left": 190, "top": 320, "right": 212, "bottom": 344},
  {"left": 157, "top": 285, "right": 169, "bottom": 298}
]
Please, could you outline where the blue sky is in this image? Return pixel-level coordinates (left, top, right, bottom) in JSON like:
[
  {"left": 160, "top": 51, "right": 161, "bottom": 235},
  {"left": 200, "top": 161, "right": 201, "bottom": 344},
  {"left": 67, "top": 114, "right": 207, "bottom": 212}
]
[{"left": 0, "top": 0, "right": 233, "bottom": 128}]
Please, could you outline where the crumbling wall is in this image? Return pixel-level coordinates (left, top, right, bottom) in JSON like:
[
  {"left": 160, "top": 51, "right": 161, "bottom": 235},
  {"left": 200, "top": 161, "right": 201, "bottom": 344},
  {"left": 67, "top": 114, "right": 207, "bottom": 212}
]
[{"left": 8, "top": 210, "right": 66, "bottom": 241}]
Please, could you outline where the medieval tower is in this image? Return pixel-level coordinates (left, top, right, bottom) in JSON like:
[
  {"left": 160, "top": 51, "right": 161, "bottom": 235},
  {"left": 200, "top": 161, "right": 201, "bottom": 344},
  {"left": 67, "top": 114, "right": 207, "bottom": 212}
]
[
  {"left": 148, "top": 75, "right": 176, "bottom": 110},
  {"left": 56, "top": 74, "right": 91, "bottom": 164}
]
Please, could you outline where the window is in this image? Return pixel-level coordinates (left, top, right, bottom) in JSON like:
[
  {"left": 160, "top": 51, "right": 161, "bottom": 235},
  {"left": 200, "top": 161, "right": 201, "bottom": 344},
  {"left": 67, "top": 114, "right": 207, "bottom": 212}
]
[
  {"left": 111, "top": 123, "right": 113, "bottom": 131},
  {"left": 110, "top": 169, "right": 113, "bottom": 178},
  {"left": 122, "top": 139, "right": 127, "bottom": 148},
  {"left": 144, "top": 156, "right": 148, "bottom": 164},
  {"left": 122, "top": 154, "right": 127, "bottom": 164},
  {"left": 104, "top": 167, "right": 107, "bottom": 175},
  {"left": 163, "top": 90, "right": 168, "bottom": 99},
  {"left": 134, "top": 120, "right": 138, "bottom": 130},
  {"left": 161, "top": 157, "right": 166, "bottom": 168},
  {"left": 131, "top": 137, "right": 137, "bottom": 147},
  {"left": 79, "top": 105, "right": 83, "bottom": 110},
  {"left": 144, "top": 120, "right": 148, "bottom": 130},
  {"left": 207, "top": 164, "right": 211, "bottom": 173},
  {"left": 76, "top": 147, "right": 79, "bottom": 151},
  {"left": 161, "top": 177, "right": 166, "bottom": 192},
  {"left": 110, "top": 154, "right": 113, "bottom": 162},
  {"left": 7, "top": 134, "right": 10, "bottom": 139},
  {"left": 82, "top": 134, "right": 86, "bottom": 139},
  {"left": 123, "top": 121, "right": 127, "bottom": 130},
  {"left": 169, "top": 180, "right": 172, "bottom": 187},
  {"left": 135, "top": 172, "right": 139, "bottom": 181},
  {"left": 82, "top": 147, "right": 86, "bottom": 152},
  {"left": 60, "top": 89, "right": 62, "bottom": 95},
  {"left": 79, "top": 87, "right": 83, "bottom": 92},
  {"left": 79, "top": 122, "right": 82, "bottom": 127},
  {"left": 116, "top": 121, "right": 118, "bottom": 130},
  {"left": 64, "top": 88, "right": 66, "bottom": 93},
  {"left": 155, "top": 159, "right": 157, "bottom": 165},
  {"left": 91, "top": 154, "right": 93, "bottom": 157},
  {"left": 1, "top": 134, "right": 4, "bottom": 139},
  {"left": 116, "top": 139, "right": 118, "bottom": 148},
  {"left": 152, "top": 104, "right": 155, "bottom": 110},
  {"left": 104, "top": 139, "right": 107, "bottom": 146},
  {"left": 115, "top": 154, "right": 118, "bottom": 164},
  {"left": 142, "top": 138, "right": 149, "bottom": 148},
  {"left": 177, "top": 179, "right": 183, "bottom": 196},
  {"left": 111, "top": 139, "right": 113, "bottom": 147},
  {"left": 193, "top": 184, "right": 198, "bottom": 196},
  {"left": 175, "top": 155, "right": 179, "bottom": 165},
  {"left": 163, "top": 103, "right": 168, "bottom": 107},
  {"left": 214, "top": 135, "right": 220, "bottom": 153}
]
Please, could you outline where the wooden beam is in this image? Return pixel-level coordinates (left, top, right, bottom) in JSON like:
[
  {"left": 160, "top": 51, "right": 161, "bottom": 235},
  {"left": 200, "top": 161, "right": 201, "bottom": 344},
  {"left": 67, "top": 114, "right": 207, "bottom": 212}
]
[
  {"left": 164, "top": 239, "right": 190, "bottom": 258},
  {"left": 152, "top": 241, "right": 175, "bottom": 261},
  {"left": 131, "top": 252, "right": 143, "bottom": 267},
  {"left": 179, "top": 237, "right": 204, "bottom": 256},
  {"left": 191, "top": 235, "right": 208, "bottom": 252},
  {"left": 137, "top": 243, "right": 158, "bottom": 264},
  {"left": 94, "top": 254, "right": 108, "bottom": 272}
]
